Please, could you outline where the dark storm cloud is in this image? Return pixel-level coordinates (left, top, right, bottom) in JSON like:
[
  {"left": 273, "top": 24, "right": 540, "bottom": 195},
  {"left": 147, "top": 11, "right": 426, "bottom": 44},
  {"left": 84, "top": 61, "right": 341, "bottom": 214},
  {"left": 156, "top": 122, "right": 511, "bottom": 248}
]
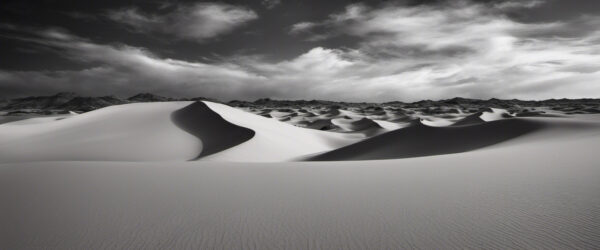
[
  {"left": 1, "top": 0, "right": 600, "bottom": 101},
  {"left": 0, "top": 25, "right": 270, "bottom": 99}
]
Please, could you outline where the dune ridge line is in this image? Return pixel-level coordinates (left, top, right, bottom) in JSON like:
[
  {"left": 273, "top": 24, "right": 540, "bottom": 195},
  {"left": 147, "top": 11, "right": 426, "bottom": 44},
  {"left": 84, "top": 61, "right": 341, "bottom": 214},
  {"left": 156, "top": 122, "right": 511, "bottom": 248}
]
[{"left": 171, "top": 101, "right": 255, "bottom": 160}]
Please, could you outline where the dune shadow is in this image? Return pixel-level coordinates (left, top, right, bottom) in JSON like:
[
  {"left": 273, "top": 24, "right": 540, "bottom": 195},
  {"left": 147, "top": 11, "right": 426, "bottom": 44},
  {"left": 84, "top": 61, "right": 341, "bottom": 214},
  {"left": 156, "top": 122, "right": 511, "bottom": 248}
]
[
  {"left": 171, "top": 101, "right": 255, "bottom": 160},
  {"left": 451, "top": 112, "right": 486, "bottom": 126},
  {"left": 307, "top": 118, "right": 545, "bottom": 161}
]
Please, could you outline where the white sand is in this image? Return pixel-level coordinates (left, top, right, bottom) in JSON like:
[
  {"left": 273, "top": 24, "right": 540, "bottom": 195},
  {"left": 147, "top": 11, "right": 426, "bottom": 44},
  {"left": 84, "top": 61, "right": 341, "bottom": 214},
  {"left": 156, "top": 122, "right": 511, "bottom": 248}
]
[
  {"left": 372, "top": 119, "right": 407, "bottom": 130},
  {"left": 0, "top": 102, "right": 200, "bottom": 162},
  {"left": 480, "top": 108, "right": 511, "bottom": 121},
  {"left": 0, "top": 114, "right": 75, "bottom": 125},
  {"left": 1, "top": 101, "right": 599, "bottom": 249},
  {"left": 1, "top": 135, "right": 599, "bottom": 249},
  {"left": 201, "top": 102, "right": 362, "bottom": 162},
  {"left": 420, "top": 116, "right": 456, "bottom": 126}
]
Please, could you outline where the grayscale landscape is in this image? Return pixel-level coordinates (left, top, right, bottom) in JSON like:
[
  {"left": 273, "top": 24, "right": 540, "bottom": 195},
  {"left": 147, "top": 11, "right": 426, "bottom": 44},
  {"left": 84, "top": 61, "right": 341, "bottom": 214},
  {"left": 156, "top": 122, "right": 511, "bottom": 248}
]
[{"left": 1, "top": 0, "right": 600, "bottom": 249}]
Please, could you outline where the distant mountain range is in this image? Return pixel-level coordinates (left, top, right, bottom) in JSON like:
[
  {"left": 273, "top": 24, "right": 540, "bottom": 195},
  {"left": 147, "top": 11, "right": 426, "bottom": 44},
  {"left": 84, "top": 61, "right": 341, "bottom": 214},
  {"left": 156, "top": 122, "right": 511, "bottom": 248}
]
[
  {"left": 229, "top": 97, "right": 600, "bottom": 115},
  {"left": 1, "top": 93, "right": 600, "bottom": 116},
  {"left": 0, "top": 92, "right": 214, "bottom": 114}
]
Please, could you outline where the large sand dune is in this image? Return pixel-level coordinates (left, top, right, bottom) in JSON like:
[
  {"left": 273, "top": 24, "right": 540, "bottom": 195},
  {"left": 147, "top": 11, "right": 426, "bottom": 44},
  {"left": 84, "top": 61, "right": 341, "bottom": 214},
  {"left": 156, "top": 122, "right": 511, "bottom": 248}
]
[
  {"left": 0, "top": 101, "right": 362, "bottom": 163},
  {"left": 308, "top": 118, "right": 548, "bottom": 161},
  {"left": 310, "top": 115, "right": 600, "bottom": 161},
  {"left": 1, "top": 101, "right": 600, "bottom": 249},
  {"left": 200, "top": 102, "right": 363, "bottom": 162},
  {"left": 0, "top": 102, "right": 200, "bottom": 162}
]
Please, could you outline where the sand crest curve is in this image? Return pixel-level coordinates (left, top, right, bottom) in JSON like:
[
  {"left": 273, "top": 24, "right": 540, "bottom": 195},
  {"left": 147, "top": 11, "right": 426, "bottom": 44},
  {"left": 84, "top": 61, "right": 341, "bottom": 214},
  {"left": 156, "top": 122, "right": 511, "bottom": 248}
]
[{"left": 171, "top": 101, "right": 255, "bottom": 160}]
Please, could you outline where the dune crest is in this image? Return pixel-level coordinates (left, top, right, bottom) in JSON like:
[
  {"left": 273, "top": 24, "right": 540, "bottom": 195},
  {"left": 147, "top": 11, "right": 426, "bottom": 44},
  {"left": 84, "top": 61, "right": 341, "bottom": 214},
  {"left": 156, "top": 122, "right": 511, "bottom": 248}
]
[
  {"left": 452, "top": 112, "right": 486, "bottom": 126},
  {"left": 171, "top": 101, "right": 255, "bottom": 160},
  {"left": 200, "top": 102, "right": 362, "bottom": 162}
]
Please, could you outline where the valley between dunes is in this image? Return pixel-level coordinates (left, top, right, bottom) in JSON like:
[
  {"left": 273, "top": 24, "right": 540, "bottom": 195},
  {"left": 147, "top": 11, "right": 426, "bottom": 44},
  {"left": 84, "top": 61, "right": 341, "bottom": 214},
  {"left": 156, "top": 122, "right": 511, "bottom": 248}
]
[{"left": 1, "top": 101, "right": 599, "bottom": 249}]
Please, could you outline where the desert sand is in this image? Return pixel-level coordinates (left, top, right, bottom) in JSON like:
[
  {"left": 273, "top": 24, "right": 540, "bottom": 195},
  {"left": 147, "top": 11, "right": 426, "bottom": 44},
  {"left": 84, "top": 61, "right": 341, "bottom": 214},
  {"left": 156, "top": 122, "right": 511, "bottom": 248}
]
[{"left": 1, "top": 101, "right": 599, "bottom": 249}]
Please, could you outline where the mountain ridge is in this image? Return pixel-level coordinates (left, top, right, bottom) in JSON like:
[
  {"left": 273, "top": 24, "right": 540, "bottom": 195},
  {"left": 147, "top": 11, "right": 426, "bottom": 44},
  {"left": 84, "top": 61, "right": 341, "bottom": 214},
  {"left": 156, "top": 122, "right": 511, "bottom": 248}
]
[{"left": 2, "top": 92, "right": 600, "bottom": 116}]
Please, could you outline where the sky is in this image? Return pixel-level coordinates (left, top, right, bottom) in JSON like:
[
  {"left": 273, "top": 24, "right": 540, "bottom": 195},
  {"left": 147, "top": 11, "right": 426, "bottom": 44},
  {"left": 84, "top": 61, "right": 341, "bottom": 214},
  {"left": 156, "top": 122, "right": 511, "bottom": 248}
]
[{"left": 1, "top": 0, "right": 600, "bottom": 101}]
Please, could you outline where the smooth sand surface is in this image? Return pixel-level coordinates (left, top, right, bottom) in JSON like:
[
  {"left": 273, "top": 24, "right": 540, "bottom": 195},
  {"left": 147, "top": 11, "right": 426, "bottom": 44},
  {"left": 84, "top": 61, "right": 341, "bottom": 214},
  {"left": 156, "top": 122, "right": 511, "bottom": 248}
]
[
  {"left": 2, "top": 135, "right": 599, "bottom": 249},
  {"left": 0, "top": 102, "right": 200, "bottom": 163},
  {"left": 0, "top": 114, "right": 74, "bottom": 125}
]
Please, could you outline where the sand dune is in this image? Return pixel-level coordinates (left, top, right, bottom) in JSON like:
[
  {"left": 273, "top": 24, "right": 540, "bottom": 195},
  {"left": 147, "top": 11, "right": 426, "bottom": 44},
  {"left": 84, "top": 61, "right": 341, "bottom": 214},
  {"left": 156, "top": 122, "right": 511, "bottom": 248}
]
[
  {"left": 0, "top": 101, "right": 364, "bottom": 163},
  {"left": 309, "top": 118, "right": 549, "bottom": 161},
  {"left": 318, "top": 108, "right": 341, "bottom": 117},
  {"left": 372, "top": 119, "right": 408, "bottom": 130},
  {"left": 449, "top": 108, "right": 512, "bottom": 126},
  {"left": 0, "top": 102, "right": 200, "bottom": 163},
  {"left": 2, "top": 101, "right": 594, "bottom": 164},
  {"left": 332, "top": 117, "right": 382, "bottom": 131},
  {"left": 198, "top": 102, "right": 363, "bottom": 162},
  {"left": 420, "top": 116, "right": 456, "bottom": 127},
  {"left": 452, "top": 111, "right": 486, "bottom": 126},
  {"left": 1, "top": 101, "right": 600, "bottom": 249},
  {"left": 332, "top": 117, "right": 385, "bottom": 136},
  {"left": 171, "top": 101, "right": 255, "bottom": 160},
  {"left": 296, "top": 118, "right": 339, "bottom": 130},
  {"left": 240, "top": 105, "right": 418, "bottom": 134},
  {"left": 481, "top": 108, "right": 513, "bottom": 121}
]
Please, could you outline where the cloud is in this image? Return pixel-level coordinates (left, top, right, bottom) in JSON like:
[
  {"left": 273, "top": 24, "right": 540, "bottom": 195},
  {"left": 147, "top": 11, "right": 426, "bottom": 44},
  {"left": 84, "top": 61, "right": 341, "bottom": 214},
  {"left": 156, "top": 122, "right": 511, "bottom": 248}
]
[
  {"left": 61, "top": 11, "right": 98, "bottom": 21},
  {"left": 494, "top": 0, "right": 545, "bottom": 10},
  {"left": 289, "top": 22, "right": 316, "bottom": 34},
  {"left": 288, "top": 22, "right": 331, "bottom": 41},
  {"left": 3, "top": 0, "right": 600, "bottom": 102},
  {"left": 278, "top": 0, "right": 600, "bottom": 100},
  {"left": 261, "top": 0, "right": 281, "bottom": 9},
  {"left": 0, "top": 26, "right": 268, "bottom": 99},
  {"left": 107, "top": 2, "right": 258, "bottom": 42}
]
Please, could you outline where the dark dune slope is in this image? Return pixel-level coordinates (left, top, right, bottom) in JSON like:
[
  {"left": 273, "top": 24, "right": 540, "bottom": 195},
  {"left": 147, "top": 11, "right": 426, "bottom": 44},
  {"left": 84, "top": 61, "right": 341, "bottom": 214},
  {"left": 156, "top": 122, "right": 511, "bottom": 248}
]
[
  {"left": 308, "top": 118, "right": 545, "bottom": 161},
  {"left": 452, "top": 112, "right": 486, "bottom": 126},
  {"left": 336, "top": 117, "right": 383, "bottom": 131},
  {"left": 171, "top": 101, "right": 255, "bottom": 160}
]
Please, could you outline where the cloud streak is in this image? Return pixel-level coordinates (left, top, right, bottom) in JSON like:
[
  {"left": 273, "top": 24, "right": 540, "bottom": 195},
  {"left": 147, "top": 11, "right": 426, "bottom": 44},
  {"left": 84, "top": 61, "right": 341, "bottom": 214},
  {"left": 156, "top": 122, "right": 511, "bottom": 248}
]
[
  {"left": 261, "top": 0, "right": 281, "bottom": 9},
  {"left": 107, "top": 2, "right": 258, "bottom": 42}
]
